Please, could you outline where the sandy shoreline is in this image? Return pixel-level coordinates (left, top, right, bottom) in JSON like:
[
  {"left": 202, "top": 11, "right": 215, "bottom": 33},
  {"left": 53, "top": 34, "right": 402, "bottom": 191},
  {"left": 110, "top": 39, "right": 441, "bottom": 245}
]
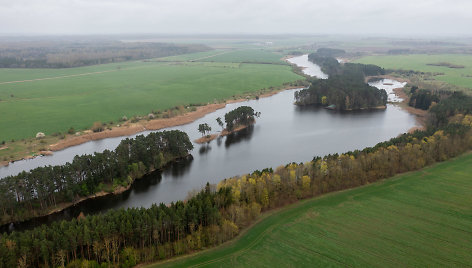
[
  {"left": 365, "top": 74, "right": 409, "bottom": 83},
  {"left": 194, "top": 124, "right": 252, "bottom": 144},
  {"left": 49, "top": 103, "right": 226, "bottom": 151},
  {"left": 392, "top": 87, "right": 428, "bottom": 130},
  {"left": 49, "top": 87, "right": 299, "bottom": 151},
  {"left": 0, "top": 86, "right": 302, "bottom": 168},
  {"left": 366, "top": 74, "right": 427, "bottom": 131}
]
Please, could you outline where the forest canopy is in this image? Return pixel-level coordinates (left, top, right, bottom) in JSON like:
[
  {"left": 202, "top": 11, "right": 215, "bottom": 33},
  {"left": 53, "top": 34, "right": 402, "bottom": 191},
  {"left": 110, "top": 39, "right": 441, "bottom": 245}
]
[{"left": 0, "top": 130, "right": 193, "bottom": 225}]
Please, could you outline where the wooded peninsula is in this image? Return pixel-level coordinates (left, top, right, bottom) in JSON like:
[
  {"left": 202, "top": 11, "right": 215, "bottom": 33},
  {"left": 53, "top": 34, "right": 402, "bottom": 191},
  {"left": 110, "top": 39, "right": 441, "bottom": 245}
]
[
  {"left": 295, "top": 49, "right": 388, "bottom": 110},
  {"left": 0, "top": 130, "right": 193, "bottom": 226}
]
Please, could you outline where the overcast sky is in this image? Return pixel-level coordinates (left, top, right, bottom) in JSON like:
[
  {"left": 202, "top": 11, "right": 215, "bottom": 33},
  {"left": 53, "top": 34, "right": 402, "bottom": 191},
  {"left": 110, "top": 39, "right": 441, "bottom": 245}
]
[{"left": 0, "top": 0, "right": 470, "bottom": 36}]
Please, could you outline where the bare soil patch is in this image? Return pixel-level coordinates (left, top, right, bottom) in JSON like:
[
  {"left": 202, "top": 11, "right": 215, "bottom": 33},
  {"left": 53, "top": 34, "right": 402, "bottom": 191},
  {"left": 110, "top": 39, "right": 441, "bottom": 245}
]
[{"left": 195, "top": 134, "right": 219, "bottom": 144}]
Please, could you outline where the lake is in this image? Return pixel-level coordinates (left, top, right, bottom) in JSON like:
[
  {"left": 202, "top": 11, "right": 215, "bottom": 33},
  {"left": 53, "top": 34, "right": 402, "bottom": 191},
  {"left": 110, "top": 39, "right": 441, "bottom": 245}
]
[{"left": 1, "top": 56, "right": 418, "bottom": 232}]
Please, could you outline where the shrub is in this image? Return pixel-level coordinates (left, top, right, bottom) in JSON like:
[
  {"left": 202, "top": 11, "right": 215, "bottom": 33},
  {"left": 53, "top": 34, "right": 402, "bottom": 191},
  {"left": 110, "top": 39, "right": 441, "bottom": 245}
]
[
  {"left": 68, "top": 127, "right": 75, "bottom": 134},
  {"left": 130, "top": 116, "right": 139, "bottom": 123},
  {"left": 91, "top": 122, "right": 104, "bottom": 133}
]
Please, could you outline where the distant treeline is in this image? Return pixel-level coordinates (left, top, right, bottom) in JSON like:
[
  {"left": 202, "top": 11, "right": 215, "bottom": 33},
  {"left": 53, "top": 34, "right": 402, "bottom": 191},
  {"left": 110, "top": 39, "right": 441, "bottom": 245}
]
[
  {"left": 0, "top": 130, "right": 193, "bottom": 225},
  {"left": 0, "top": 42, "right": 210, "bottom": 68},
  {"left": 1, "top": 104, "right": 471, "bottom": 267},
  {"left": 315, "top": 48, "right": 346, "bottom": 57},
  {"left": 296, "top": 50, "right": 387, "bottom": 110}
]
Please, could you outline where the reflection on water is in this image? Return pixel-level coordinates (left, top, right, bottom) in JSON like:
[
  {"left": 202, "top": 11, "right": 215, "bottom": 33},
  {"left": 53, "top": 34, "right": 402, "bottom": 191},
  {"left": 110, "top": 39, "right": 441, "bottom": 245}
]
[
  {"left": 161, "top": 155, "right": 193, "bottom": 178},
  {"left": 225, "top": 125, "right": 254, "bottom": 148},
  {"left": 199, "top": 144, "right": 212, "bottom": 155}
]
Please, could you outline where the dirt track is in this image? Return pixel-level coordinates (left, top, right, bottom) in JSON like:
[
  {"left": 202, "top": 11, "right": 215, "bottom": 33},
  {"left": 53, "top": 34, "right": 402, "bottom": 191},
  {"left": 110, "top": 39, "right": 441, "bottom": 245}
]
[{"left": 0, "top": 70, "right": 119, "bottom": 85}]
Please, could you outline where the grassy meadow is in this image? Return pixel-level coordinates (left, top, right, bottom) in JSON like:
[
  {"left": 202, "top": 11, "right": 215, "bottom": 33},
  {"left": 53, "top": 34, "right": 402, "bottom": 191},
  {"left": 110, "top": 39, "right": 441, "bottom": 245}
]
[
  {"left": 153, "top": 152, "right": 472, "bottom": 267},
  {"left": 156, "top": 49, "right": 286, "bottom": 63},
  {"left": 0, "top": 49, "right": 301, "bottom": 143},
  {"left": 355, "top": 54, "right": 472, "bottom": 89}
]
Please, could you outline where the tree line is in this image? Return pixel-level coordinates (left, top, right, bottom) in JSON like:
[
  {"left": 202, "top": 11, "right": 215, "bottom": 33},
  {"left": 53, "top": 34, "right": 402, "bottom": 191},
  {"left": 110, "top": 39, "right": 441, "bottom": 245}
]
[
  {"left": 1, "top": 97, "right": 471, "bottom": 267},
  {"left": 294, "top": 75, "right": 387, "bottom": 110},
  {"left": 308, "top": 49, "right": 384, "bottom": 78},
  {"left": 0, "top": 130, "right": 193, "bottom": 226},
  {"left": 0, "top": 41, "right": 209, "bottom": 68}
]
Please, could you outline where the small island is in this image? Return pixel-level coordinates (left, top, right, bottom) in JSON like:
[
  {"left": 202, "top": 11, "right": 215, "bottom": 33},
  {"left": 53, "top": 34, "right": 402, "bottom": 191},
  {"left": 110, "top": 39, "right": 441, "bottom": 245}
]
[
  {"left": 295, "top": 49, "right": 388, "bottom": 110},
  {"left": 195, "top": 106, "right": 260, "bottom": 144}
]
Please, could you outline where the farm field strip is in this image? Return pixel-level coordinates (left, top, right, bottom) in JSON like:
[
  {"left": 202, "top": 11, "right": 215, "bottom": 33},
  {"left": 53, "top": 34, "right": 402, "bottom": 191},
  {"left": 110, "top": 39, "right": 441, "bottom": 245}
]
[
  {"left": 354, "top": 54, "right": 472, "bottom": 89},
  {"left": 0, "top": 49, "right": 302, "bottom": 142},
  {"left": 153, "top": 152, "right": 472, "bottom": 267}
]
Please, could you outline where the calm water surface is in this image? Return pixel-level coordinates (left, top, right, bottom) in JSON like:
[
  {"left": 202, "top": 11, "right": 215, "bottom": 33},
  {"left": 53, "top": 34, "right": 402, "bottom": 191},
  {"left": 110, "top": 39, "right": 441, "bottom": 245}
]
[
  {"left": 1, "top": 56, "right": 418, "bottom": 231},
  {"left": 369, "top": 79, "right": 406, "bottom": 102},
  {"left": 286, "top": 54, "right": 328, "bottom": 79}
]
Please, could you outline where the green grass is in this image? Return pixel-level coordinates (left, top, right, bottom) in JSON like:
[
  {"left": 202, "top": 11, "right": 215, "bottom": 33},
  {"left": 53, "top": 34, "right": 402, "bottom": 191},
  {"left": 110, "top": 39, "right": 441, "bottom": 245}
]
[
  {"left": 354, "top": 54, "right": 472, "bottom": 89},
  {"left": 155, "top": 49, "right": 286, "bottom": 64},
  {"left": 154, "top": 50, "right": 230, "bottom": 62},
  {"left": 0, "top": 50, "right": 302, "bottom": 141},
  {"left": 153, "top": 152, "right": 472, "bottom": 267},
  {"left": 199, "top": 49, "right": 286, "bottom": 64}
]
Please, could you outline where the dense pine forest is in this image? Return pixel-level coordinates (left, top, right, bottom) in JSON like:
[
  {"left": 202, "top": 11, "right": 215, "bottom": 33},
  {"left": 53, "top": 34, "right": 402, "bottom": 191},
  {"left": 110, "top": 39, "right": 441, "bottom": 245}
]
[
  {"left": 1, "top": 93, "right": 471, "bottom": 267},
  {"left": 0, "top": 130, "right": 193, "bottom": 226},
  {"left": 296, "top": 50, "right": 387, "bottom": 110}
]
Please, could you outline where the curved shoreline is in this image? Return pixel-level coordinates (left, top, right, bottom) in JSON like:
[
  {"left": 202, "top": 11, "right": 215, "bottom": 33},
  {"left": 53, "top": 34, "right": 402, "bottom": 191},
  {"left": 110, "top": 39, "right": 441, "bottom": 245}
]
[
  {"left": 0, "top": 86, "right": 302, "bottom": 168},
  {"left": 366, "top": 74, "right": 427, "bottom": 131}
]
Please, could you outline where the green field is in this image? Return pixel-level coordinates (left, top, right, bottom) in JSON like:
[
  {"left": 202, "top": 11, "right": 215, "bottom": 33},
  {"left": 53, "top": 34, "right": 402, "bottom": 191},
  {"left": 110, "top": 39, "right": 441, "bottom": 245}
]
[
  {"left": 355, "top": 54, "right": 472, "bottom": 89},
  {"left": 153, "top": 152, "right": 472, "bottom": 267},
  {"left": 0, "top": 50, "right": 301, "bottom": 142},
  {"left": 157, "top": 49, "right": 287, "bottom": 64},
  {"left": 199, "top": 49, "right": 286, "bottom": 63}
]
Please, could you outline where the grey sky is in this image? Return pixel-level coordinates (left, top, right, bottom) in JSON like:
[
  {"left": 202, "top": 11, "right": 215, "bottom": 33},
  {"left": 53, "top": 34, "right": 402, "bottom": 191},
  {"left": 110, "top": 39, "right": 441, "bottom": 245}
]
[{"left": 0, "top": 0, "right": 470, "bottom": 36}]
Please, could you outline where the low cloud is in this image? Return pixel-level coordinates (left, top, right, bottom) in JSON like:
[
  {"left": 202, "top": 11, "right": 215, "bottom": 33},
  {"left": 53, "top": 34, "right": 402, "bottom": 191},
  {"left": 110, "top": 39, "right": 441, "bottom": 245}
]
[{"left": 0, "top": 0, "right": 470, "bottom": 36}]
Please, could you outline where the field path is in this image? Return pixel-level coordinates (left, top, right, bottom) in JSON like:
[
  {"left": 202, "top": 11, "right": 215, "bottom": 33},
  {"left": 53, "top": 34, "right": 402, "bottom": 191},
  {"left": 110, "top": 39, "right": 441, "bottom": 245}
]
[
  {"left": 189, "top": 50, "right": 233, "bottom": 62},
  {"left": 0, "top": 69, "right": 118, "bottom": 85}
]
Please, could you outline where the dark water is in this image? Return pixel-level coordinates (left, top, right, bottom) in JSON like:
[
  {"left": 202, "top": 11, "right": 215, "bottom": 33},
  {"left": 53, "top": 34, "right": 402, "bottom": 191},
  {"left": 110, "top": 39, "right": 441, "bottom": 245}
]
[{"left": 1, "top": 87, "right": 418, "bottom": 232}]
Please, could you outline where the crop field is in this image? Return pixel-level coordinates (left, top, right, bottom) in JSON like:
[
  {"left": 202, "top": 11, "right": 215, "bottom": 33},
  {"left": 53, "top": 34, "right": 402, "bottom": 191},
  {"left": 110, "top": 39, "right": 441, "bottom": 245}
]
[
  {"left": 199, "top": 49, "right": 287, "bottom": 64},
  {"left": 154, "top": 152, "right": 472, "bottom": 267},
  {"left": 154, "top": 50, "right": 230, "bottom": 62},
  {"left": 355, "top": 54, "right": 472, "bottom": 89},
  {"left": 0, "top": 50, "right": 301, "bottom": 142},
  {"left": 157, "top": 49, "right": 287, "bottom": 64}
]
